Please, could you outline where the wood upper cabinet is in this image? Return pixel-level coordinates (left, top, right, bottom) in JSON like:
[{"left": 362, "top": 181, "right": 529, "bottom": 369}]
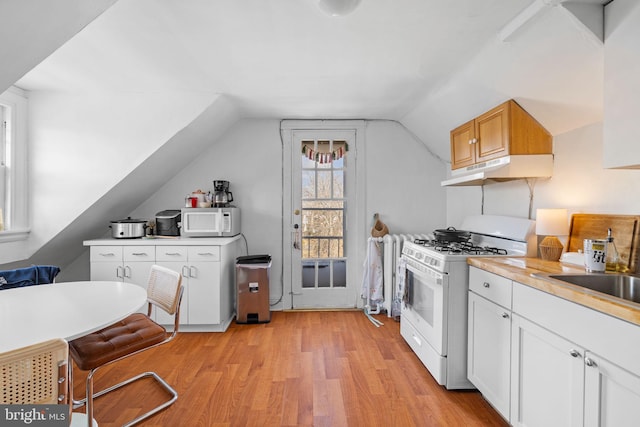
[{"left": 450, "top": 100, "right": 552, "bottom": 170}]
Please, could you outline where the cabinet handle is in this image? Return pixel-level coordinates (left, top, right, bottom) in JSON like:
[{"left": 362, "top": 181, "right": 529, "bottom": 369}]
[
  {"left": 483, "top": 282, "right": 490, "bottom": 288},
  {"left": 468, "top": 139, "right": 473, "bottom": 145},
  {"left": 182, "top": 265, "right": 190, "bottom": 278},
  {"left": 99, "top": 252, "right": 116, "bottom": 257},
  {"left": 473, "top": 138, "right": 478, "bottom": 144},
  {"left": 501, "top": 313, "right": 509, "bottom": 319},
  {"left": 124, "top": 266, "right": 131, "bottom": 278},
  {"left": 585, "top": 357, "right": 597, "bottom": 367},
  {"left": 116, "top": 266, "right": 124, "bottom": 279},
  {"left": 197, "top": 252, "right": 214, "bottom": 256},
  {"left": 165, "top": 252, "right": 182, "bottom": 256},
  {"left": 569, "top": 349, "right": 581, "bottom": 358},
  {"left": 190, "top": 266, "right": 197, "bottom": 278},
  {"left": 131, "top": 252, "right": 148, "bottom": 256}
]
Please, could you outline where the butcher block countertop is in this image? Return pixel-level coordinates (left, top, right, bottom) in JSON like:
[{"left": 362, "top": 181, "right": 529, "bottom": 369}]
[{"left": 467, "top": 257, "right": 640, "bottom": 327}]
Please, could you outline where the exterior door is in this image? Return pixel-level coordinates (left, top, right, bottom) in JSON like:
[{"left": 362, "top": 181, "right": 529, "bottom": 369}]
[
  {"left": 292, "top": 130, "right": 352, "bottom": 308},
  {"left": 282, "top": 121, "right": 364, "bottom": 309}
]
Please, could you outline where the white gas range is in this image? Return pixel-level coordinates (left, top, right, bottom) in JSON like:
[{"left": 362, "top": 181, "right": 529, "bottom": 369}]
[{"left": 400, "top": 215, "right": 536, "bottom": 389}]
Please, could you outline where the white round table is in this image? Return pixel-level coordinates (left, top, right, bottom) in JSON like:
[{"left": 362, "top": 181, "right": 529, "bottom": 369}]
[{"left": 0, "top": 281, "right": 147, "bottom": 353}]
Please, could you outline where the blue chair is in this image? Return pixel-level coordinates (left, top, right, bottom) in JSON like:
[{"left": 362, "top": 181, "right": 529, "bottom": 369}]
[{"left": 0, "top": 265, "right": 60, "bottom": 290}]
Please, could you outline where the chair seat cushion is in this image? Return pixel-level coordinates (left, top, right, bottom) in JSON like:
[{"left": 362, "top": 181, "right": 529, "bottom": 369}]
[{"left": 69, "top": 313, "right": 166, "bottom": 370}]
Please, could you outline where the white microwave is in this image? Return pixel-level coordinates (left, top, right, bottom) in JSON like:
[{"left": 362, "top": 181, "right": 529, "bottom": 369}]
[{"left": 180, "top": 207, "right": 240, "bottom": 237}]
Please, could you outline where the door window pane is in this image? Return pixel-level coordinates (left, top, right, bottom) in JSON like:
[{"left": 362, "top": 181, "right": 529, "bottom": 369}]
[{"left": 299, "top": 139, "right": 347, "bottom": 289}]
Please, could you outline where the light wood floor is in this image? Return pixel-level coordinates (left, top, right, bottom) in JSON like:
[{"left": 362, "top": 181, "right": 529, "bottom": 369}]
[{"left": 71, "top": 311, "right": 508, "bottom": 427}]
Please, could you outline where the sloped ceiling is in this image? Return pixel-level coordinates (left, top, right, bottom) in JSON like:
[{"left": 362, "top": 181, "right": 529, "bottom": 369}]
[
  {"left": 17, "top": 0, "right": 535, "bottom": 120},
  {"left": 0, "top": 0, "right": 116, "bottom": 94},
  {"left": 14, "top": 0, "right": 608, "bottom": 156},
  {"left": 2, "top": 0, "right": 609, "bottom": 270}
]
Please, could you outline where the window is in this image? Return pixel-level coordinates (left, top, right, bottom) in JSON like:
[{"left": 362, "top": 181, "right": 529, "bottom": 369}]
[
  {"left": 0, "top": 87, "right": 29, "bottom": 241},
  {"left": 300, "top": 139, "right": 347, "bottom": 288}
]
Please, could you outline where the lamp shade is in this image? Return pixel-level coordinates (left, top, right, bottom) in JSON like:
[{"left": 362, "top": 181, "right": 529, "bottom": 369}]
[{"left": 536, "top": 209, "right": 569, "bottom": 236}]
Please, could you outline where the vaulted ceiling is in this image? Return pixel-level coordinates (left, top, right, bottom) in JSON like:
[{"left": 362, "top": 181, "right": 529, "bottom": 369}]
[
  {"left": 0, "top": 0, "right": 610, "bottom": 269},
  {"left": 13, "top": 0, "right": 538, "bottom": 119},
  {"left": 4, "top": 0, "right": 609, "bottom": 138}
]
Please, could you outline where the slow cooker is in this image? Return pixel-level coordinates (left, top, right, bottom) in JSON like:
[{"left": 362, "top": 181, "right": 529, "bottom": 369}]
[{"left": 109, "top": 217, "right": 147, "bottom": 239}]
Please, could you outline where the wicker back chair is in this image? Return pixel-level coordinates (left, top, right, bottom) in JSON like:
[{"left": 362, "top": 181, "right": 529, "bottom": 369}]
[
  {"left": 69, "top": 265, "right": 183, "bottom": 427},
  {"left": 1, "top": 338, "right": 70, "bottom": 407}
]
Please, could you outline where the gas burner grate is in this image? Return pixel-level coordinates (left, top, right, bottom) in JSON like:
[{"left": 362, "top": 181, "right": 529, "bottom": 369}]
[{"left": 412, "top": 237, "right": 511, "bottom": 255}]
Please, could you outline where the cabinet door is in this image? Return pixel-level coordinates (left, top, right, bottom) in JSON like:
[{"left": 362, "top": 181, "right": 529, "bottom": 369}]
[
  {"left": 90, "top": 261, "right": 125, "bottom": 281},
  {"left": 122, "top": 246, "right": 155, "bottom": 315},
  {"left": 476, "top": 102, "right": 509, "bottom": 163},
  {"left": 468, "top": 291, "right": 511, "bottom": 421},
  {"left": 187, "top": 246, "right": 221, "bottom": 325},
  {"left": 511, "top": 314, "right": 584, "bottom": 427},
  {"left": 124, "top": 261, "right": 154, "bottom": 315},
  {"left": 450, "top": 119, "right": 476, "bottom": 169},
  {"left": 584, "top": 351, "right": 640, "bottom": 427},
  {"left": 123, "top": 246, "right": 155, "bottom": 288},
  {"left": 187, "top": 261, "right": 221, "bottom": 324},
  {"left": 155, "top": 246, "right": 189, "bottom": 325},
  {"left": 154, "top": 260, "right": 188, "bottom": 326},
  {"left": 90, "top": 246, "right": 124, "bottom": 281}
]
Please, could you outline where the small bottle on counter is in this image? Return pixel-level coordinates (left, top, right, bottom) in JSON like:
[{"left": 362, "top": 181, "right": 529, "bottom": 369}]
[{"left": 605, "top": 228, "right": 619, "bottom": 272}]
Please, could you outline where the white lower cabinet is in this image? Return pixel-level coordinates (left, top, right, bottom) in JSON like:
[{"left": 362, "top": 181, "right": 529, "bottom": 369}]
[
  {"left": 468, "top": 267, "right": 640, "bottom": 427},
  {"left": 87, "top": 238, "right": 240, "bottom": 332},
  {"left": 90, "top": 245, "right": 154, "bottom": 315},
  {"left": 467, "top": 267, "right": 512, "bottom": 421},
  {"left": 468, "top": 292, "right": 512, "bottom": 420},
  {"left": 510, "top": 313, "right": 585, "bottom": 427},
  {"left": 511, "top": 280, "right": 640, "bottom": 427},
  {"left": 185, "top": 246, "right": 221, "bottom": 325},
  {"left": 584, "top": 351, "right": 640, "bottom": 427},
  {"left": 155, "top": 246, "right": 189, "bottom": 326}
]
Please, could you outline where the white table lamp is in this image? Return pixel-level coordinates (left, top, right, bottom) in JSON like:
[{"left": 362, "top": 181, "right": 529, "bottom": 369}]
[{"left": 536, "top": 208, "right": 569, "bottom": 261}]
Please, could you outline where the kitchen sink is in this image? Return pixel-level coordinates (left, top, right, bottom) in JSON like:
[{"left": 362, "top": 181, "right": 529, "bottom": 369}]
[{"left": 541, "top": 273, "right": 640, "bottom": 304}]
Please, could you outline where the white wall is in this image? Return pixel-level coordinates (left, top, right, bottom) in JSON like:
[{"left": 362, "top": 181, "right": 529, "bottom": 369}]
[
  {"left": 446, "top": 121, "right": 640, "bottom": 229},
  {"left": 364, "top": 120, "right": 447, "bottom": 234},
  {"left": 12, "top": 90, "right": 218, "bottom": 265},
  {"left": 127, "top": 118, "right": 446, "bottom": 308}
]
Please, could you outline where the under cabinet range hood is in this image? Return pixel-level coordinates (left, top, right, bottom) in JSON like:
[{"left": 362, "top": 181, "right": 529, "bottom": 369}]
[{"left": 441, "top": 154, "right": 554, "bottom": 186}]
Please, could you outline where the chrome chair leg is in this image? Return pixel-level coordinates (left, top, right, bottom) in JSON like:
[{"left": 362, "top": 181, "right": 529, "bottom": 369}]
[{"left": 73, "top": 367, "right": 178, "bottom": 427}]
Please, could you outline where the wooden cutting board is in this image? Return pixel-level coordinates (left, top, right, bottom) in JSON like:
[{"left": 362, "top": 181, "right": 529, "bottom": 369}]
[{"left": 566, "top": 213, "right": 640, "bottom": 273}]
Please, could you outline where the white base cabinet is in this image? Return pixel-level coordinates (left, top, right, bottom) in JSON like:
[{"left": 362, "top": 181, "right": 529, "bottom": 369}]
[
  {"left": 511, "top": 281, "right": 640, "bottom": 427},
  {"left": 510, "top": 313, "right": 585, "bottom": 427},
  {"left": 468, "top": 267, "right": 640, "bottom": 427},
  {"left": 86, "top": 237, "right": 242, "bottom": 332},
  {"left": 89, "top": 245, "right": 155, "bottom": 315},
  {"left": 467, "top": 267, "right": 512, "bottom": 421},
  {"left": 584, "top": 351, "right": 640, "bottom": 427}
]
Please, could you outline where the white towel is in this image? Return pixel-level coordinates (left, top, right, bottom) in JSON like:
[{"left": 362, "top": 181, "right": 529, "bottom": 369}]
[
  {"left": 361, "top": 239, "right": 384, "bottom": 304},
  {"left": 395, "top": 256, "right": 407, "bottom": 304}
]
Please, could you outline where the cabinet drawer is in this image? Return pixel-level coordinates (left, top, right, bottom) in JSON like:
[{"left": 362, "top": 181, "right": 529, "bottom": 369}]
[
  {"left": 469, "top": 267, "right": 512, "bottom": 308},
  {"left": 123, "top": 246, "right": 155, "bottom": 262},
  {"left": 188, "top": 246, "right": 220, "bottom": 262},
  {"left": 90, "top": 246, "right": 123, "bottom": 262},
  {"left": 156, "top": 246, "right": 188, "bottom": 262}
]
